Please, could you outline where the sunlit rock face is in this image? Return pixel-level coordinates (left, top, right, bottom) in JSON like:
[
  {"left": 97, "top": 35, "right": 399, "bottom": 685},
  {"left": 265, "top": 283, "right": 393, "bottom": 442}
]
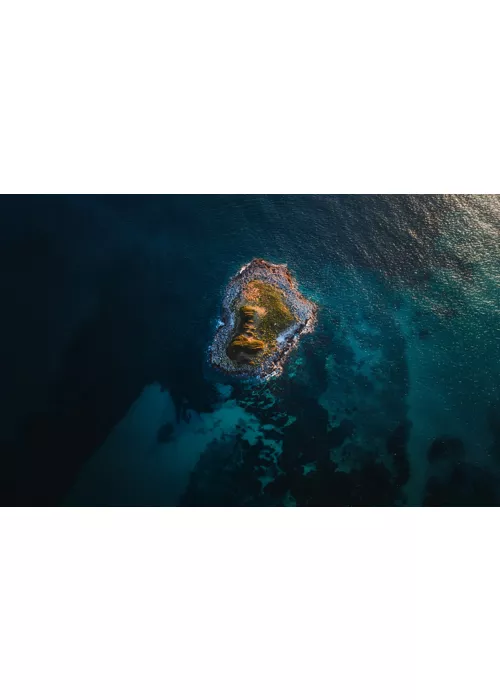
[
  {"left": 210, "top": 259, "right": 317, "bottom": 380},
  {"left": 226, "top": 304, "right": 266, "bottom": 363}
]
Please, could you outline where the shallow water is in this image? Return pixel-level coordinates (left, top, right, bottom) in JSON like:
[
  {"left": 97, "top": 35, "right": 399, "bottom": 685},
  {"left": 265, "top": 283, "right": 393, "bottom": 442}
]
[{"left": 1, "top": 195, "right": 499, "bottom": 505}]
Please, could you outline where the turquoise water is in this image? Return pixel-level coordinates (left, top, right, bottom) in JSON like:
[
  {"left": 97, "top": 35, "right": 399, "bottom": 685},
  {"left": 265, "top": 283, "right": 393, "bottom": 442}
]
[{"left": 1, "top": 195, "right": 499, "bottom": 505}]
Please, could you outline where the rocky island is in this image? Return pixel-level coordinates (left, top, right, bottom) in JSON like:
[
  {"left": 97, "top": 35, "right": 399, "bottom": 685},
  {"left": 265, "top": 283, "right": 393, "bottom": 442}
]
[{"left": 210, "top": 259, "right": 317, "bottom": 380}]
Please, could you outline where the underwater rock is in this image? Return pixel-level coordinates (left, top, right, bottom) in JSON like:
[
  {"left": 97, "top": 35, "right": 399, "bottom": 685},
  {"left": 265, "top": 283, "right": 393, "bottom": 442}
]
[
  {"left": 427, "top": 436, "right": 465, "bottom": 465},
  {"left": 157, "top": 422, "right": 175, "bottom": 443},
  {"left": 210, "top": 259, "right": 317, "bottom": 380}
]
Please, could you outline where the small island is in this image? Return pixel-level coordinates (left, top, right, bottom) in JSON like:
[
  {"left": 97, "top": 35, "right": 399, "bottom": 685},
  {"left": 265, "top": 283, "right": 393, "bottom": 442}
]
[{"left": 210, "top": 259, "right": 317, "bottom": 380}]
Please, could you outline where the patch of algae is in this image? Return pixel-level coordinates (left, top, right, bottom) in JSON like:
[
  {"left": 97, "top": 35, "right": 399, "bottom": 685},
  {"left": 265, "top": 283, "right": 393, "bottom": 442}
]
[{"left": 227, "top": 281, "right": 296, "bottom": 365}]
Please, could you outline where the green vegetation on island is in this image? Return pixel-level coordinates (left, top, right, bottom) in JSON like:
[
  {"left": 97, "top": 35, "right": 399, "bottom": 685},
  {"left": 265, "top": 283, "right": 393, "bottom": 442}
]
[{"left": 227, "top": 281, "right": 296, "bottom": 366}]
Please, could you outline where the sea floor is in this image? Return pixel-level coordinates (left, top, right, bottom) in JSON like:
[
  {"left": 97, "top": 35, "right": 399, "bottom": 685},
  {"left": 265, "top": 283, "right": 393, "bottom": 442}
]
[{"left": 67, "top": 224, "right": 500, "bottom": 506}]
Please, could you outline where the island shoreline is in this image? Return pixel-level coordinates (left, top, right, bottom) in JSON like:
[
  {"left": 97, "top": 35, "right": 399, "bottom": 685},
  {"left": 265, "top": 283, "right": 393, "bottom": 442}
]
[{"left": 209, "top": 259, "right": 317, "bottom": 381}]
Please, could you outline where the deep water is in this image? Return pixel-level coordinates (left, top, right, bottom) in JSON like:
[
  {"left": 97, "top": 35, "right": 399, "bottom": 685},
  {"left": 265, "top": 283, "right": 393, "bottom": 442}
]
[{"left": 1, "top": 194, "right": 499, "bottom": 506}]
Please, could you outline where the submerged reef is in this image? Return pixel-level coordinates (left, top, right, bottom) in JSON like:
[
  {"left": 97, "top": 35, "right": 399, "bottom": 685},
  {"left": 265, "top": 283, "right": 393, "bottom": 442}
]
[{"left": 210, "top": 259, "right": 317, "bottom": 380}]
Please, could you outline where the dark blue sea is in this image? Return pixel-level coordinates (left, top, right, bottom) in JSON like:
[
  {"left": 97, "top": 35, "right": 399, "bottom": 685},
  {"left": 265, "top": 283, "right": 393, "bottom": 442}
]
[{"left": 1, "top": 195, "right": 499, "bottom": 505}]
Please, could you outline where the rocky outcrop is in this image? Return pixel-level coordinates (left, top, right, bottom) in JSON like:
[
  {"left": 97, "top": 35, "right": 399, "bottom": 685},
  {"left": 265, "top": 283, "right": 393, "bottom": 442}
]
[
  {"left": 227, "top": 305, "right": 266, "bottom": 363},
  {"left": 209, "top": 259, "right": 317, "bottom": 381}
]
